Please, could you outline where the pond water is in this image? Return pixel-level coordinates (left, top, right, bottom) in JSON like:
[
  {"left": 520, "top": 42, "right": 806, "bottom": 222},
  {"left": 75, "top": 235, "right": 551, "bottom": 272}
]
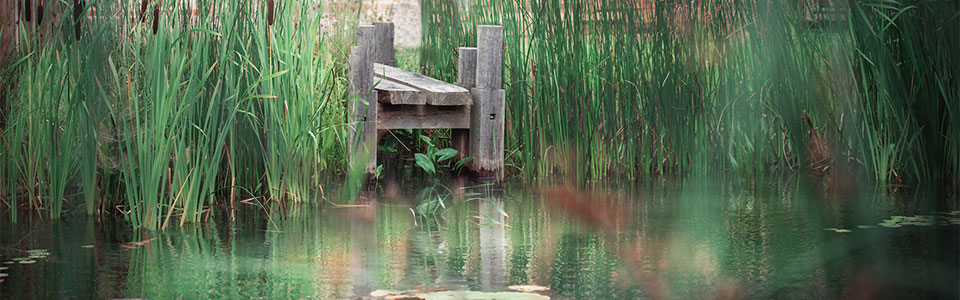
[{"left": 1, "top": 179, "right": 958, "bottom": 299}]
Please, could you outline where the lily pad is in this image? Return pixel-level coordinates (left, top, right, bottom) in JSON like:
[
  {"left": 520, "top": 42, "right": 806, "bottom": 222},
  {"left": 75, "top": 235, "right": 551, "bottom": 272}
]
[
  {"left": 3, "top": 261, "right": 13, "bottom": 264},
  {"left": 856, "top": 225, "right": 876, "bottom": 229},
  {"left": 419, "top": 291, "right": 550, "bottom": 300},
  {"left": 0, "top": 273, "right": 7, "bottom": 277},
  {"left": 19, "top": 260, "right": 36, "bottom": 264},
  {"left": 81, "top": 245, "right": 95, "bottom": 249},
  {"left": 508, "top": 285, "right": 549, "bottom": 293},
  {"left": 0, "top": 266, "right": 7, "bottom": 271},
  {"left": 823, "top": 228, "right": 852, "bottom": 233},
  {"left": 371, "top": 290, "right": 419, "bottom": 299}
]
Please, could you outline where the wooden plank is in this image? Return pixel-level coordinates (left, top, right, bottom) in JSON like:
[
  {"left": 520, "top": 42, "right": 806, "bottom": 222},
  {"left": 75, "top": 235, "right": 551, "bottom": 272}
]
[
  {"left": 374, "top": 78, "right": 425, "bottom": 105},
  {"left": 373, "top": 63, "right": 472, "bottom": 106},
  {"left": 377, "top": 105, "right": 471, "bottom": 129}
]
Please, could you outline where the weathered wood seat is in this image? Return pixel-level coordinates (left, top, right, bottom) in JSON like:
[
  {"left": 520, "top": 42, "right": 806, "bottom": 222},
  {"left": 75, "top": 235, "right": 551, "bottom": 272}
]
[
  {"left": 374, "top": 64, "right": 473, "bottom": 106},
  {"left": 349, "top": 22, "right": 505, "bottom": 180}
]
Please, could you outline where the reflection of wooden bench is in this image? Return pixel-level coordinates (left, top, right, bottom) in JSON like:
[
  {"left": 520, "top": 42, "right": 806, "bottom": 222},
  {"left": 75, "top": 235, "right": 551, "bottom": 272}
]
[{"left": 349, "top": 22, "right": 504, "bottom": 180}]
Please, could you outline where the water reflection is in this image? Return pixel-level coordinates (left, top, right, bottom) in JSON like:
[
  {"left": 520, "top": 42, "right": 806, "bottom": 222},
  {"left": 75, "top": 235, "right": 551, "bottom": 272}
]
[
  {"left": 0, "top": 181, "right": 957, "bottom": 299},
  {"left": 479, "top": 190, "right": 506, "bottom": 290}
]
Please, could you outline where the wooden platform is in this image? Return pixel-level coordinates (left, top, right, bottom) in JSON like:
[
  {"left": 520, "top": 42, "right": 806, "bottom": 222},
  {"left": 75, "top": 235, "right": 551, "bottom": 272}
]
[
  {"left": 374, "top": 64, "right": 472, "bottom": 106},
  {"left": 349, "top": 23, "right": 505, "bottom": 181}
]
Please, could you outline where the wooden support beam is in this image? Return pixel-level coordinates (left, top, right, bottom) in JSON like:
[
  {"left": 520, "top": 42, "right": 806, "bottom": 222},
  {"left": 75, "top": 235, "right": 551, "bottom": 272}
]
[
  {"left": 475, "top": 25, "right": 503, "bottom": 90},
  {"left": 453, "top": 47, "right": 478, "bottom": 164},
  {"left": 469, "top": 25, "right": 505, "bottom": 180},
  {"left": 457, "top": 47, "right": 477, "bottom": 89},
  {"left": 378, "top": 105, "right": 470, "bottom": 129},
  {"left": 373, "top": 22, "right": 396, "bottom": 66},
  {"left": 349, "top": 25, "right": 379, "bottom": 175},
  {"left": 469, "top": 88, "right": 505, "bottom": 179}
]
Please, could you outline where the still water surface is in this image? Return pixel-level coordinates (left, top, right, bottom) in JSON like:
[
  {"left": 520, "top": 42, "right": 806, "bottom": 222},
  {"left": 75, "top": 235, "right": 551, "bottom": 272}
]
[{"left": 1, "top": 180, "right": 957, "bottom": 299}]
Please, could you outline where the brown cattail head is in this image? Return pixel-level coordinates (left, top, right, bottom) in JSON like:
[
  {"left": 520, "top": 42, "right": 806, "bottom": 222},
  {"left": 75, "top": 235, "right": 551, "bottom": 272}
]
[
  {"left": 24, "top": 0, "right": 32, "bottom": 22},
  {"left": 139, "top": 0, "right": 149, "bottom": 22},
  {"left": 37, "top": 4, "right": 45, "bottom": 25},
  {"left": 152, "top": 3, "right": 160, "bottom": 34},
  {"left": 74, "top": 0, "right": 83, "bottom": 41},
  {"left": 267, "top": 0, "right": 275, "bottom": 26}
]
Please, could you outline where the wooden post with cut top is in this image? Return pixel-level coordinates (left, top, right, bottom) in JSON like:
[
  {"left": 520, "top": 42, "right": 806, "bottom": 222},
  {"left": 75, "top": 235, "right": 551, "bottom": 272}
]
[
  {"left": 348, "top": 23, "right": 504, "bottom": 181},
  {"left": 468, "top": 25, "right": 505, "bottom": 179}
]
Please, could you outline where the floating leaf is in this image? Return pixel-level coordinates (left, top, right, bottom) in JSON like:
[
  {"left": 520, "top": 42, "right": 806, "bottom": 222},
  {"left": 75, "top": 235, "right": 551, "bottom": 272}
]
[
  {"left": 419, "top": 291, "right": 550, "bottom": 300},
  {"left": 508, "top": 285, "right": 549, "bottom": 292},
  {"left": 856, "top": 225, "right": 876, "bottom": 229},
  {"left": 19, "top": 260, "right": 36, "bottom": 264},
  {"left": 371, "top": 290, "right": 409, "bottom": 297},
  {"left": 0, "top": 273, "right": 7, "bottom": 277},
  {"left": 81, "top": 245, "right": 94, "bottom": 249},
  {"left": 370, "top": 290, "right": 422, "bottom": 299},
  {"left": 0, "top": 266, "right": 7, "bottom": 270}
]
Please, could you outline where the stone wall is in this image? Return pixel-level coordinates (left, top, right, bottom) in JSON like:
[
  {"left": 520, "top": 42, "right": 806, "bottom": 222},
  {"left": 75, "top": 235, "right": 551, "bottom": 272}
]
[{"left": 322, "top": 0, "right": 421, "bottom": 48}]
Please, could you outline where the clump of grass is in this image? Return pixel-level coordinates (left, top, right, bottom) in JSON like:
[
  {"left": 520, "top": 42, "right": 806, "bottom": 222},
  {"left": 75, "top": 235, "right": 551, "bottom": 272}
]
[
  {"left": 1, "top": 0, "right": 348, "bottom": 229},
  {"left": 422, "top": 0, "right": 958, "bottom": 188}
]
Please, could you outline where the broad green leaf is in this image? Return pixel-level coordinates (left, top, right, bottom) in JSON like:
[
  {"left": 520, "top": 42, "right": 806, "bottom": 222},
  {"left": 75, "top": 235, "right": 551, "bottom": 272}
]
[
  {"left": 434, "top": 148, "right": 458, "bottom": 162},
  {"left": 415, "top": 153, "right": 436, "bottom": 174}
]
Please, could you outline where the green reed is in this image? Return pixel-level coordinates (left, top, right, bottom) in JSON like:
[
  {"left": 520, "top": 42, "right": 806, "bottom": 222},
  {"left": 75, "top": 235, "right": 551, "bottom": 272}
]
[
  {"left": 421, "top": 0, "right": 958, "bottom": 187},
  {"left": 1, "top": 0, "right": 345, "bottom": 228}
]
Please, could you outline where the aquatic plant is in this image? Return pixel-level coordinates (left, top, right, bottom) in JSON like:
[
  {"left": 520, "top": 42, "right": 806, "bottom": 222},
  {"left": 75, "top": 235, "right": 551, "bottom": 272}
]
[
  {"left": 421, "top": 0, "right": 958, "bottom": 187},
  {"left": 412, "top": 135, "right": 464, "bottom": 175},
  {"left": 1, "top": 0, "right": 345, "bottom": 229}
]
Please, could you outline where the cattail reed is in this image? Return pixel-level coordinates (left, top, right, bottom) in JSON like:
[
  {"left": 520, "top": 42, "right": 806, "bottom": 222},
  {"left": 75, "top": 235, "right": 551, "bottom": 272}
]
[
  {"left": 267, "top": 0, "right": 275, "bottom": 26},
  {"left": 152, "top": 3, "right": 159, "bottom": 34},
  {"left": 24, "top": 0, "right": 32, "bottom": 22},
  {"left": 74, "top": 0, "right": 83, "bottom": 41},
  {"left": 37, "top": 3, "right": 43, "bottom": 24},
  {"left": 139, "top": 0, "right": 149, "bottom": 22}
]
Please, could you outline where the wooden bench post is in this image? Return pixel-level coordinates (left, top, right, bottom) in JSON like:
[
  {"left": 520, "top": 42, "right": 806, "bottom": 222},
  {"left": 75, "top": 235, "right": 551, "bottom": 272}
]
[
  {"left": 373, "top": 22, "right": 397, "bottom": 66},
  {"left": 349, "top": 25, "right": 379, "bottom": 175},
  {"left": 453, "top": 47, "right": 477, "bottom": 164},
  {"left": 468, "top": 25, "right": 505, "bottom": 180}
]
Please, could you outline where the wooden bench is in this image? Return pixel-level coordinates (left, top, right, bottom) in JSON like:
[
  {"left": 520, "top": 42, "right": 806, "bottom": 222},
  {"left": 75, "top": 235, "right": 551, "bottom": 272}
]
[{"left": 349, "top": 23, "right": 505, "bottom": 180}]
